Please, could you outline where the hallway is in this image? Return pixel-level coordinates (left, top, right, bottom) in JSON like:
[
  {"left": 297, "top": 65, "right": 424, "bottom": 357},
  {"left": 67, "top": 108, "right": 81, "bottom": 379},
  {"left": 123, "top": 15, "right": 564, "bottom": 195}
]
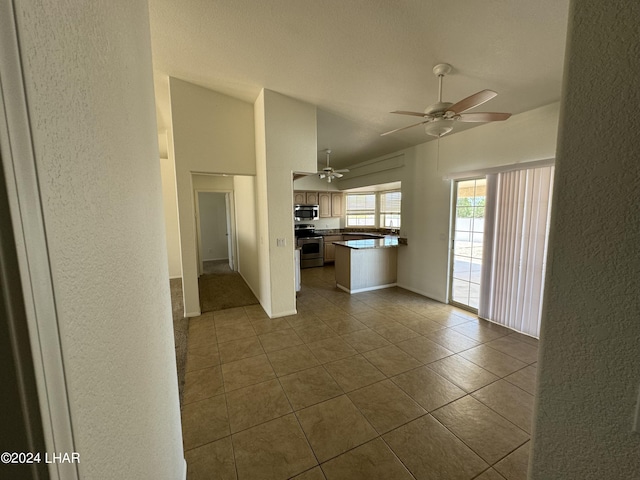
[
  {"left": 179, "top": 266, "right": 538, "bottom": 479},
  {"left": 198, "top": 260, "right": 259, "bottom": 313}
]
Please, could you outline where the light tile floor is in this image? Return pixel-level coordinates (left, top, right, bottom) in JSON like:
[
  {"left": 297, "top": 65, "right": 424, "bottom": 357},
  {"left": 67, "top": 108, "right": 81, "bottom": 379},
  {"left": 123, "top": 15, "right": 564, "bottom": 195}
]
[{"left": 182, "top": 266, "right": 538, "bottom": 480}]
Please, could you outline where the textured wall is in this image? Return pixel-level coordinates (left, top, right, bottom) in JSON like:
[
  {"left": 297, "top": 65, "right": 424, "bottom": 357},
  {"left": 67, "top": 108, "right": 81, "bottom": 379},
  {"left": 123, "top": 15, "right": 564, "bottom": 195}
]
[
  {"left": 160, "top": 157, "right": 182, "bottom": 278},
  {"left": 14, "top": 2, "right": 185, "bottom": 479},
  {"left": 530, "top": 1, "right": 640, "bottom": 478},
  {"left": 254, "top": 89, "right": 317, "bottom": 317},
  {"left": 233, "top": 175, "right": 260, "bottom": 297}
]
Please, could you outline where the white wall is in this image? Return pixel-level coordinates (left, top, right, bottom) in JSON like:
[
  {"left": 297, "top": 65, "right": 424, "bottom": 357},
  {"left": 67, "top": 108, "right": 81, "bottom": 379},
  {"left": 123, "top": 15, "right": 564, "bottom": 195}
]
[
  {"left": 233, "top": 175, "right": 260, "bottom": 297},
  {"left": 160, "top": 156, "right": 182, "bottom": 278},
  {"left": 198, "top": 192, "right": 228, "bottom": 261},
  {"left": 254, "top": 90, "right": 317, "bottom": 317},
  {"left": 12, "top": 2, "right": 184, "bottom": 479},
  {"left": 338, "top": 103, "right": 560, "bottom": 302},
  {"left": 169, "top": 78, "right": 255, "bottom": 316},
  {"left": 530, "top": 1, "right": 640, "bottom": 478},
  {"left": 294, "top": 174, "right": 341, "bottom": 191},
  {"left": 192, "top": 174, "right": 234, "bottom": 191}
]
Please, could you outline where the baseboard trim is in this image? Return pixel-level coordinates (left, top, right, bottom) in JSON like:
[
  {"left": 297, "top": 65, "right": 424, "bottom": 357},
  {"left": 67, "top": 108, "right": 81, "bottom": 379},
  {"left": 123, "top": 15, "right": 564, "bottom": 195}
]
[
  {"left": 169, "top": 275, "right": 182, "bottom": 280},
  {"left": 186, "top": 310, "right": 201, "bottom": 318},
  {"left": 181, "top": 458, "right": 187, "bottom": 480},
  {"left": 203, "top": 257, "right": 229, "bottom": 262},
  {"left": 270, "top": 309, "right": 297, "bottom": 319},
  {"left": 396, "top": 283, "right": 446, "bottom": 304},
  {"left": 337, "top": 282, "right": 397, "bottom": 294}
]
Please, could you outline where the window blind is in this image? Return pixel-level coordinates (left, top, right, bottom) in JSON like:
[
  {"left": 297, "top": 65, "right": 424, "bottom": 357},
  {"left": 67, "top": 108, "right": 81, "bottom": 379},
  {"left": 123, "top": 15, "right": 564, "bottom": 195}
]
[
  {"left": 346, "top": 193, "right": 376, "bottom": 226},
  {"left": 380, "top": 191, "right": 401, "bottom": 228}
]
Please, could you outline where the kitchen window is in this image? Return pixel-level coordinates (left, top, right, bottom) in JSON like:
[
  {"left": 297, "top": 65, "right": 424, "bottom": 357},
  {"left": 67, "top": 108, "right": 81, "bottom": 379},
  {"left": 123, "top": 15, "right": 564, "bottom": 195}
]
[
  {"left": 345, "top": 193, "right": 376, "bottom": 226},
  {"left": 379, "top": 190, "right": 401, "bottom": 229},
  {"left": 345, "top": 190, "right": 401, "bottom": 229}
]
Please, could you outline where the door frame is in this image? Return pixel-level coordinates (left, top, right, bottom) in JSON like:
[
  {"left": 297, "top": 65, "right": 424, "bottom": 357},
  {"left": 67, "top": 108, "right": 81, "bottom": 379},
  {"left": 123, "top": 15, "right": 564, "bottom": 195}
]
[
  {"left": 448, "top": 177, "right": 486, "bottom": 313},
  {"left": 194, "top": 189, "right": 237, "bottom": 275},
  {"left": 0, "top": 3, "right": 77, "bottom": 478}
]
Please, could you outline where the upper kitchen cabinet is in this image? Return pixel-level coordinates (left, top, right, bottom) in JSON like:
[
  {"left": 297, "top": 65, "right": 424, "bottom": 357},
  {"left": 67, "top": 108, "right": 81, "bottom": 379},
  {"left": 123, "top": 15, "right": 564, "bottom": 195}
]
[
  {"left": 305, "top": 191, "right": 319, "bottom": 205},
  {"left": 294, "top": 191, "right": 344, "bottom": 218},
  {"left": 293, "top": 191, "right": 306, "bottom": 205},
  {"left": 331, "top": 193, "right": 343, "bottom": 217},
  {"left": 319, "top": 192, "right": 331, "bottom": 217}
]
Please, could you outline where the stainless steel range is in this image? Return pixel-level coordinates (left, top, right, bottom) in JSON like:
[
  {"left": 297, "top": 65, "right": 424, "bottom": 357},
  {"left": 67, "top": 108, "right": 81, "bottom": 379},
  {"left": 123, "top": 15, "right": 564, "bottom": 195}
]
[{"left": 295, "top": 224, "right": 324, "bottom": 268}]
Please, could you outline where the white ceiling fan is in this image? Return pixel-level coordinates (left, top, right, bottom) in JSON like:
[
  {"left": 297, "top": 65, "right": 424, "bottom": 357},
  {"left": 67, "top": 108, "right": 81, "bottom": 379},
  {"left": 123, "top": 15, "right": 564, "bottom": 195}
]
[
  {"left": 381, "top": 63, "right": 512, "bottom": 138},
  {"left": 318, "top": 149, "right": 349, "bottom": 183}
]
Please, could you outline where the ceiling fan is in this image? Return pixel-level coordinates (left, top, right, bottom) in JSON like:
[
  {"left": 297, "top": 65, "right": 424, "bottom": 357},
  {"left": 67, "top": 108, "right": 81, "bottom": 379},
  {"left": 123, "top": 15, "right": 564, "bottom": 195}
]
[
  {"left": 318, "top": 149, "right": 349, "bottom": 183},
  {"left": 381, "top": 63, "right": 512, "bottom": 138}
]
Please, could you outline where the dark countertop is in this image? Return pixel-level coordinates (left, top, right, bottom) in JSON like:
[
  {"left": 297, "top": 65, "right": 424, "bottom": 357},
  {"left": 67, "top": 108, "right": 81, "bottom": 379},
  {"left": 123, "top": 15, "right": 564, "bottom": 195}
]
[
  {"left": 316, "top": 231, "right": 397, "bottom": 238},
  {"left": 333, "top": 236, "right": 400, "bottom": 249}
]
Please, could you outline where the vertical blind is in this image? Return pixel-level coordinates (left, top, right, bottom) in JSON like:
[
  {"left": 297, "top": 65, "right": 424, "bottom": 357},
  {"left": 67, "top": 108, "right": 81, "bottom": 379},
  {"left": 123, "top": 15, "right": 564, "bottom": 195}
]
[{"left": 478, "top": 165, "right": 555, "bottom": 337}]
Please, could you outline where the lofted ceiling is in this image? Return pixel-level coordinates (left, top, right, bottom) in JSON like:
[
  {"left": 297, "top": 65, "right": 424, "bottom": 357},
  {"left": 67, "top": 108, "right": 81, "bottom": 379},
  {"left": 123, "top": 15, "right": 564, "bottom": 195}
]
[{"left": 148, "top": 0, "right": 569, "bottom": 171}]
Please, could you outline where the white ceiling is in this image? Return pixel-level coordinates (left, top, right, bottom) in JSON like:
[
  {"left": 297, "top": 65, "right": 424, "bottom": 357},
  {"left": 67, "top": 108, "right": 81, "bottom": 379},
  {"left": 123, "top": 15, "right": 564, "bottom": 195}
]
[{"left": 149, "top": 0, "right": 569, "bottom": 170}]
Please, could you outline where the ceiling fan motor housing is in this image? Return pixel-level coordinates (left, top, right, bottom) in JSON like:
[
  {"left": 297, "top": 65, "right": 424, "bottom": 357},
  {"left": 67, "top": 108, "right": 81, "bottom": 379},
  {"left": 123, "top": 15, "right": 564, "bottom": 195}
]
[{"left": 424, "top": 101, "right": 453, "bottom": 116}]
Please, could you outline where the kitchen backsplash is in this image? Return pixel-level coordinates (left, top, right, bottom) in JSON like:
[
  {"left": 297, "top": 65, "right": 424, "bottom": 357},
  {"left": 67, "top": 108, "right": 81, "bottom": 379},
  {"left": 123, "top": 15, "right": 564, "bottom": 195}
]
[{"left": 295, "top": 217, "right": 343, "bottom": 230}]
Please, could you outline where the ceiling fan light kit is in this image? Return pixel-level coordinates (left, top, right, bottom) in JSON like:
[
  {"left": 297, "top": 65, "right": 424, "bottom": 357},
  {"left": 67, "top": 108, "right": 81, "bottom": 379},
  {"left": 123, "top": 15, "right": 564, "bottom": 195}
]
[
  {"left": 424, "top": 118, "right": 454, "bottom": 137},
  {"left": 381, "top": 63, "right": 512, "bottom": 138}
]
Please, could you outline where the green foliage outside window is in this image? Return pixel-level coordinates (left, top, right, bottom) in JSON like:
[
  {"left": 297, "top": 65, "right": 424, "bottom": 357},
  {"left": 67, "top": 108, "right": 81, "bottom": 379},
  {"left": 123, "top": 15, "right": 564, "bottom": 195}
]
[{"left": 457, "top": 197, "right": 485, "bottom": 218}]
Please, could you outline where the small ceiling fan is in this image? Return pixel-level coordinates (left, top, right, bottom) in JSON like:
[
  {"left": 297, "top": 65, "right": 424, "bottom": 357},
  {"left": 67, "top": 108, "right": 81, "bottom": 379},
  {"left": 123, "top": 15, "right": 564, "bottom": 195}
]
[
  {"left": 381, "top": 63, "right": 512, "bottom": 138},
  {"left": 318, "top": 149, "right": 349, "bottom": 183}
]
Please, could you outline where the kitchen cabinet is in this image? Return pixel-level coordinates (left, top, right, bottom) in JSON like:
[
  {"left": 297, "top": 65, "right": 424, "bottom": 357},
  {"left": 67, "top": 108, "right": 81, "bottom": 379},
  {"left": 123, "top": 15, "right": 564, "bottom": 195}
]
[
  {"left": 323, "top": 235, "right": 343, "bottom": 263},
  {"left": 305, "top": 191, "right": 319, "bottom": 205},
  {"left": 331, "top": 193, "right": 343, "bottom": 217},
  {"left": 293, "top": 191, "right": 306, "bottom": 205},
  {"left": 318, "top": 192, "right": 331, "bottom": 217},
  {"left": 294, "top": 191, "right": 343, "bottom": 218}
]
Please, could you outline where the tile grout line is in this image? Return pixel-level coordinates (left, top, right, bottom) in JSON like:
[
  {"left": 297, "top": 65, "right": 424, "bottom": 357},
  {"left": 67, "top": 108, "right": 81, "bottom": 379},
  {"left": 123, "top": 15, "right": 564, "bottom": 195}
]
[{"left": 260, "top": 339, "right": 325, "bottom": 475}]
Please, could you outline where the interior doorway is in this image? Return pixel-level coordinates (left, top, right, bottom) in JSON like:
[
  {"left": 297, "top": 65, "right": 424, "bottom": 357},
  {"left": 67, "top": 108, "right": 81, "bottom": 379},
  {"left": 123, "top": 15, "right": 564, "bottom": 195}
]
[
  {"left": 195, "top": 190, "right": 235, "bottom": 275},
  {"left": 450, "top": 177, "right": 486, "bottom": 311}
]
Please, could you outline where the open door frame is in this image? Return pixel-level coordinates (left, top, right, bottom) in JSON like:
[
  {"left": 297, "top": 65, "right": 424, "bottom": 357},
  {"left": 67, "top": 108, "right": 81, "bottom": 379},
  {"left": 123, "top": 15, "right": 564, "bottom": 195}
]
[{"left": 194, "top": 189, "right": 237, "bottom": 276}]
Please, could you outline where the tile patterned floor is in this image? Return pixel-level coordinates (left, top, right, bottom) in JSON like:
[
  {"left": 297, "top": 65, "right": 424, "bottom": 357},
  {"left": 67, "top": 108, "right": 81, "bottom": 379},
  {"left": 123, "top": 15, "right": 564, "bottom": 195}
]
[{"left": 182, "top": 266, "right": 538, "bottom": 480}]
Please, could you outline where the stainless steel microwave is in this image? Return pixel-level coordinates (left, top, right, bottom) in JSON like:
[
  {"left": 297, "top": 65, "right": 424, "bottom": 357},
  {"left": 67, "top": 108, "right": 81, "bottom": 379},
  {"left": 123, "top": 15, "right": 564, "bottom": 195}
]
[{"left": 294, "top": 204, "right": 319, "bottom": 221}]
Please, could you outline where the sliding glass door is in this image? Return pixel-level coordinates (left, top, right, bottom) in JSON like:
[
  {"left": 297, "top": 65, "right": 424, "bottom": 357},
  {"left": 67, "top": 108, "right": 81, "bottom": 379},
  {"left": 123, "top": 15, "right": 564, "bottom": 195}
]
[{"left": 450, "top": 178, "right": 486, "bottom": 311}]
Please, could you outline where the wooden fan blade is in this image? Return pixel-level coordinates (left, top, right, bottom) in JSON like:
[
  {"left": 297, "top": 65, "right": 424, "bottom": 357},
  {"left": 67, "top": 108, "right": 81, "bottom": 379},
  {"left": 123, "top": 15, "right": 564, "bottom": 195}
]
[
  {"left": 391, "top": 110, "right": 429, "bottom": 117},
  {"left": 448, "top": 89, "right": 497, "bottom": 114},
  {"left": 334, "top": 169, "right": 350, "bottom": 173},
  {"left": 381, "top": 120, "right": 429, "bottom": 136},
  {"left": 457, "top": 112, "right": 512, "bottom": 122},
  {"left": 333, "top": 172, "right": 344, "bottom": 178}
]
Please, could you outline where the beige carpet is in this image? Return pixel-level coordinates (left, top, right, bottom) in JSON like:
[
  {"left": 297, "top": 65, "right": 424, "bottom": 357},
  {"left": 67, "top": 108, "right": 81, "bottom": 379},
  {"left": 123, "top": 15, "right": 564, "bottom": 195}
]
[{"left": 198, "top": 260, "right": 259, "bottom": 313}]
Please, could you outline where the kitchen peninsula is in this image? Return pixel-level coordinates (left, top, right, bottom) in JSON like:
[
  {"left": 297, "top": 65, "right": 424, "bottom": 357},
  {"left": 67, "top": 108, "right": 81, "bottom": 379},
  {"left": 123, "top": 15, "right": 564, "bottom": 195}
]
[{"left": 333, "top": 236, "right": 400, "bottom": 293}]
